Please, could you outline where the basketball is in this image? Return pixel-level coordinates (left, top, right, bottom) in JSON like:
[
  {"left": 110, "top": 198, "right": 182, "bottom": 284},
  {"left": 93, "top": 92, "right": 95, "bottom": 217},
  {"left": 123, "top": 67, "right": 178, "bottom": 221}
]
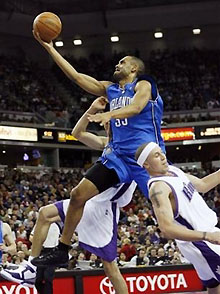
[{"left": 33, "top": 12, "right": 62, "bottom": 43}]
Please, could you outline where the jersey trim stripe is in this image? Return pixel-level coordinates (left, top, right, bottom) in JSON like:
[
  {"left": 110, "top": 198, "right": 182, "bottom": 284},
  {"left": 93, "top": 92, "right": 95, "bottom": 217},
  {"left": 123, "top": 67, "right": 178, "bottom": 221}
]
[{"left": 110, "top": 183, "right": 132, "bottom": 201}]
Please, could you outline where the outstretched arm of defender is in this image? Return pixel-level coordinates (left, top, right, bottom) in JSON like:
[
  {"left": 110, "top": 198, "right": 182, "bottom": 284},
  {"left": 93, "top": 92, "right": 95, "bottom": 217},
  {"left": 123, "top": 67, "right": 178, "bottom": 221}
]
[
  {"left": 33, "top": 31, "right": 110, "bottom": 96},
  {"left": 150, "top": 181, "right": 220, "bottom": 244},
  {"left": 72, "top": 97, "right": 108, "bottom": 150},
  {"left": 186, "top": 169, "right": 220, "bottom": 193}
]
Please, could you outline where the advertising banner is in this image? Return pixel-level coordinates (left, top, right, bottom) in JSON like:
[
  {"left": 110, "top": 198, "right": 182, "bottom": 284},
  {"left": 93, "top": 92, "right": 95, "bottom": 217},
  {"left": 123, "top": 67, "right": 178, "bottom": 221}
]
[
  {"left": 0, "top": 282, "right": 37, "bottom": 294},
  {"left": 0, "top": 126, "right": 37, "bottom": 142},
  {"left": 195, "top": 125, "right": 220, "bottom": 139},
  {"left": 0, "top": 277, "right": 75, "bottom": 294},
  {"left": 162, "top": 127, "right": 195, "bottom": 142},
  {"left": 83, "top": 268, "right": 203, "bottom": 294}
]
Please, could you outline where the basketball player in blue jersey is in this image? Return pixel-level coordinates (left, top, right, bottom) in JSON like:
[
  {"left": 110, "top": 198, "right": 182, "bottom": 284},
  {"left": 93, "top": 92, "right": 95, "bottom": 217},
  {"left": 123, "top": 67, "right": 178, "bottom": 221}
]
[
  {"left": 33, "top": 31, "right": 165, "bottom": 266},
  {"left": 0, "top": 221, "right": 16, "bottom": 264},
  {"left": 136, "top": 142, "right": 220, "bottom": 294}
]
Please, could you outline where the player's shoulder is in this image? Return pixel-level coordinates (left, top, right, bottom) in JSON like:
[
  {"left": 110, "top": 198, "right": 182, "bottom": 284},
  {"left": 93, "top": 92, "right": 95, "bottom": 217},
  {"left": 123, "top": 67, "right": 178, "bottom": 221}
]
[
  {"left": 150, "top": 180, "right": 167, "bottom": 190},
  {"left": 136, "top": 79, "right": 151, "bottom": 88},
  {"left": 101, "top": 81, "right": 114, "bottom": 88},
  {"left": 149, "top": 180, "right": 172, "bottom": 198}
]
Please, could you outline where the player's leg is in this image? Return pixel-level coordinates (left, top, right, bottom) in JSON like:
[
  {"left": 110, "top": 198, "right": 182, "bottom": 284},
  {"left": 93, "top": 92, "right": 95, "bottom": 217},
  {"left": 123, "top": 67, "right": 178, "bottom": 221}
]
[
  {"left": 60, "top": 163, "right": 119, "bottom": 246},
  {"left": 59, "top": 177, "right": 99, "bottom": 247},
  {"left": 207, "top": 284, "right": 220, "bottom": 294},
  {"left": 33, "top": 163, "right": 120, "bottom": 267},
  {"left": 0, "top": 204, "right": 61, "bottom": 285},
  {"left": 102, "top": 260, "right": 128, "bottom": 294},
  {"left": 31, "top": 204, "right": 61, "bottom": 257}
]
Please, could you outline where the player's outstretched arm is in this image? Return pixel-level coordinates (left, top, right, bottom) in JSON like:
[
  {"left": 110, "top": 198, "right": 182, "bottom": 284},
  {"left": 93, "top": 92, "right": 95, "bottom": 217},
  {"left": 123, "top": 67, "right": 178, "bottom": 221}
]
[
  {"left": 72, "top": 97, "right": 108, "bottom": 150},
  {"left": 149, "top": 182, "right": 220, "bottom": 244},
  {"left": 186, "top": 169, "right": 220, "bottom": 193},
  {"left": 88, "top": 80, "right": 152, "bottom": 125},
  {"left": 33, "top": 31, "right": 110, "bottom": 96}
]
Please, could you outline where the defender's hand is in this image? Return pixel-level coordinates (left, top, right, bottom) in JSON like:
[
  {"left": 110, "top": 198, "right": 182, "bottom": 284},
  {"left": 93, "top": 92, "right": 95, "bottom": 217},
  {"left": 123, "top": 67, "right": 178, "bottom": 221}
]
[
  {"left": 90, "top": 96, "right": 108, "bottom": 112},
  {"left": 87, "top": 112, "right": 111, "bottom": 126}
]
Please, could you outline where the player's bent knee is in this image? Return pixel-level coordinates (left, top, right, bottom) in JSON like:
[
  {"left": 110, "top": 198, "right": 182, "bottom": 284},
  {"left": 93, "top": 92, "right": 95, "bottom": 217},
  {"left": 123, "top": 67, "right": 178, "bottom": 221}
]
[
  {"left": 70, "top": 187, "right": 87, "bottom": 206},
  {"left": 38, "top": 207, "right": 53, "bottom": 223}
]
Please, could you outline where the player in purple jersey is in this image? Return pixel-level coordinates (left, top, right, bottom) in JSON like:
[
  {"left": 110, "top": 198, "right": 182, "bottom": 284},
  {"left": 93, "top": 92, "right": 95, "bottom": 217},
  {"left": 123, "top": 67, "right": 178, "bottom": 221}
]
[
  {"left": 136, "top": 142, "right": 220, "bottom": 293},
  {"left": 33, "top": 31, "right": 165, "bottom": 266}
]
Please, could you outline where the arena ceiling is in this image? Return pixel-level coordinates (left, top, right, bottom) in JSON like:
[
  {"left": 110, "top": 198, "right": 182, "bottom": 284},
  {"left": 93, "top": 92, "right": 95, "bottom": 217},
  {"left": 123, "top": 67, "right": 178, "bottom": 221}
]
[{"left": 0, "top": 0, "right": 213, "bottom": 16}]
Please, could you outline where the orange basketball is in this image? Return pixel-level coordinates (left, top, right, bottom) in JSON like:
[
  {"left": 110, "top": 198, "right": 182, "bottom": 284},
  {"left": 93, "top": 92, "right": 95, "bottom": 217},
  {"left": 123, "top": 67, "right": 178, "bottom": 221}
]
[{"left": 33, "top": 12, "right": 62, "bottom": 43}]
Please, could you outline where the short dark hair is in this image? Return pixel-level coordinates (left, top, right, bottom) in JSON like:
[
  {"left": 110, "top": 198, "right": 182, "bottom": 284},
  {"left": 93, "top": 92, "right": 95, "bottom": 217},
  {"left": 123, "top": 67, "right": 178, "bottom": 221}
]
[
  {"left": 135, "top": 142, "right": 149, "bottom": 161},
  {"left": 129, "top": 56, "right": 145, "bottom": 76}
]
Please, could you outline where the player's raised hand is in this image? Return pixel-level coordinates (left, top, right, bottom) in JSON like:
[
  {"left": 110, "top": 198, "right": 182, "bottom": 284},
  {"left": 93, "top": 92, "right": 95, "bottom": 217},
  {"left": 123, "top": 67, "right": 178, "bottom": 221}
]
[
  {"left": 32, "top": 30, "right": 53, "bottom": 50},
  {"left": 90, "top": 96, "right": 108, "bottom": 111},
  {"left": 87, "top": 112, "right": 111, "bottom": 126},
  {"left": 205, "top": 231, "right": 220, "bottom": 244}
]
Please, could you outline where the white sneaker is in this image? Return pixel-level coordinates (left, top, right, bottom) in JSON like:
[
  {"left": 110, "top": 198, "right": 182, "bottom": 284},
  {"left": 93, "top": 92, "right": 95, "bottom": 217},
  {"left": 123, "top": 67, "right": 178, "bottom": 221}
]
[{"left": 0, "top": 262, "right": 36, "bottom": 287}]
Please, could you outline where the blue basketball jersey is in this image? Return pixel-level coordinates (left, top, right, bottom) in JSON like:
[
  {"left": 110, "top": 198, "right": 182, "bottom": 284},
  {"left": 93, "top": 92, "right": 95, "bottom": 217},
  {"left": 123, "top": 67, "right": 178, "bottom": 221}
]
[
  {"left": 0, "top": 221, "right": 3, "bottom": 263},
  {"left": 107, "top": 75, "right": 165, "bottom": 156},
  {"left": 98, "top": 75, "right": 165, "bottom": 198}
]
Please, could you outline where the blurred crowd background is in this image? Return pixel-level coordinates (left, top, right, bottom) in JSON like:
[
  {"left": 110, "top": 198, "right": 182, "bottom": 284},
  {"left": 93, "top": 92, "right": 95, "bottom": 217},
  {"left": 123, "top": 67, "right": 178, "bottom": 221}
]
[{"left": 1, "top": 48, "right": 220, "bottom": 128}]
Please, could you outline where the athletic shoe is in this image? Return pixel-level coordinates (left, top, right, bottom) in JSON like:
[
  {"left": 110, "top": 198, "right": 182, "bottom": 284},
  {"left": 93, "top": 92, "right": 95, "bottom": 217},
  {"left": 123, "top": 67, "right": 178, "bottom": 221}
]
[
  {"left": 0, "top": 263, "right": 36, "bottom": 287},
  {"left": 31, "top": 247, "right": 69, "bottom": 267}
]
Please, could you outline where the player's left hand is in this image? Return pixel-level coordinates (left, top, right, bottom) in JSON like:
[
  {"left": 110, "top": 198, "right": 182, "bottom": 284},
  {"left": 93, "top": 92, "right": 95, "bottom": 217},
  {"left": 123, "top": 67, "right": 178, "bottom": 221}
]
[
  {"left": 32, "top": 30, "right": 53, "bottom": 49},
  {"left": 87, "top": 112, "right": 111, "bottom": 126}
]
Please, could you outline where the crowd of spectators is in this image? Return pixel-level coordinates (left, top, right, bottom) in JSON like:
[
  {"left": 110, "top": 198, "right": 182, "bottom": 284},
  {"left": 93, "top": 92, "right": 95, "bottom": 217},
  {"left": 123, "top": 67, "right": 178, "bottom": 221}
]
[
  {"left": 0, "top": 55, "right": 68, "bottom": 125},
  {"left": 1, "top": 48, "right": 220, "bottom": 127},
  {"left": 0, "top": 165, "right": 219, "bottom": 270}
]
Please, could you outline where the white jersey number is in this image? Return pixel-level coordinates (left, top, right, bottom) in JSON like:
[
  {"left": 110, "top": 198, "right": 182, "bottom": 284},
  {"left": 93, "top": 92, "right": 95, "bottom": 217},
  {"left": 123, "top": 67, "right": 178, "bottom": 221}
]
[{"left": 115, "top": 118, "right": 128, "bottom": 127}]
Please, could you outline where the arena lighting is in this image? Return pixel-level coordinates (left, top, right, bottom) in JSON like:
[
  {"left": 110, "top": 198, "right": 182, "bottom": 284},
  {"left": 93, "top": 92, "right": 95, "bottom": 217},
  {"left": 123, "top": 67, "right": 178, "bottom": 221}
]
[
  {"left": 193, "top": 28, "right": 201, "bottom": 35},
  {"left": 2, "top": 150, "right": 6, "bottom": 153},
  {"left": 55, "top": 41, "right": 64, "bottom": 47},
  {"left": 154, "top": 32, "right": 163, "bottom": 39},
  {"left": 111, "top": 35, "right": 119, "bottom": 42},
  {"left": 198, "top": 145, "right": 202, "bottom": 150},
  {"left": 73, "top": 39, "right": 82, "bottom": 46},
  {"left": 176, "top": 147, "right": 179, "bottom": 150}
]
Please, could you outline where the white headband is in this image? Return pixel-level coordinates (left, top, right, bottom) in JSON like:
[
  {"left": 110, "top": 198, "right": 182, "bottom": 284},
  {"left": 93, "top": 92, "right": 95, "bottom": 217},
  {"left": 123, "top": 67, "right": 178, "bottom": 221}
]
[{"left": 137, "top": 142, "right": 158, "bottom": 167}]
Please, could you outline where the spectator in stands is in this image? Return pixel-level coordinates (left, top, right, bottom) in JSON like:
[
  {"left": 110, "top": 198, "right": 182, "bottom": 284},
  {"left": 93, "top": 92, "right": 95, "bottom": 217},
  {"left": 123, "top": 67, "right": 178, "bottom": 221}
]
[
  {"left": 148, "top": 248, "right": 158, "bottom": 265},
  {"left": 130, "top": 248, "right": 149, "bottom": 267},
  {"left": 127, "top": 208, "right": 140, "bottom": 225},
  {"left": 119, "top": 238, "right": 136, "bottom": 261},
  {"left": 155, "top": 248, "right": 167, "bottom": 265},
  {"left": 117, "top": 252, "right": 130, "bottom": 267},
  {"left": 147, "top": 225, "right": 160, "bottom": 244}
]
